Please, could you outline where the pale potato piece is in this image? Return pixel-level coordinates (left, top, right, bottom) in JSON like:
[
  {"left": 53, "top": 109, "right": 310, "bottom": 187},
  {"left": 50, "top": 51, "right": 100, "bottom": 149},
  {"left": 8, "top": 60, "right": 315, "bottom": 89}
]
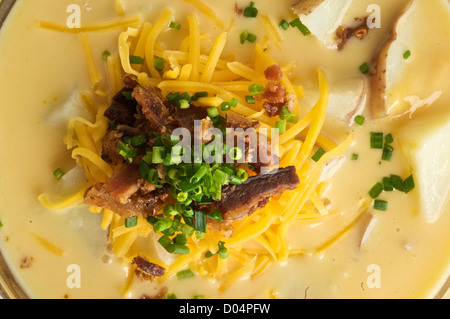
[
  {"left": 370, "top": 0, "right": 450, "bottom": 118},
  {"left": 398, "top": 112, "right": 450, "bottom": 224},
  {"left": 302, "top": 76, "right": 367, "bottom": 126},
  {"left": 292, "top": 0, "right": 353, "bottom": 49}
]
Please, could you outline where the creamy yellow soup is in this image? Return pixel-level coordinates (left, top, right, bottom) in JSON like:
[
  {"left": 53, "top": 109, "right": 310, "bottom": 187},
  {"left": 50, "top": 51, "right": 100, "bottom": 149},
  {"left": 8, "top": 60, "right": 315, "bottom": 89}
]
[{"left": 0, "top": 0, "right": 449, "bottom": 299}]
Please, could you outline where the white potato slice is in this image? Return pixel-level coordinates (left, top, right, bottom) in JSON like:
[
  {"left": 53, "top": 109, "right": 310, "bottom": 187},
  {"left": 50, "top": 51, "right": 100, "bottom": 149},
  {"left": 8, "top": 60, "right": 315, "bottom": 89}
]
[
  {"left": 398, "top": 111, "right": 450, "bottom": 224},
  {"left": 370, "top": 0, "right": 450, "bottom": 118},
  {"left": 302, "top": 76, "right": 367, "bottom": 126},
  {"left": 292, "top": 0, "right": 353, "bottom": 49},
  {"left": 45, "top": 90, "right": 92, "bottom": 130}
]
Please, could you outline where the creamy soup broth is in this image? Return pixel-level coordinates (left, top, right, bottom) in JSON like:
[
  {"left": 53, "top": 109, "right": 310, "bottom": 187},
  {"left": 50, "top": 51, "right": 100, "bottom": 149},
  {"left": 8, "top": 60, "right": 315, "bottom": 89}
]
[{"left": 0, "top": 0, "right": 449, "bottom": 298}]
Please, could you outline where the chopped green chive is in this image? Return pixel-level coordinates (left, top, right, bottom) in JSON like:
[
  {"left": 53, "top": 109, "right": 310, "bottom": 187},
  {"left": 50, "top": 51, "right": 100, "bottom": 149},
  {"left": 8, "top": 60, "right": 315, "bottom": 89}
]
[
  {"left": 289, "top": 18, "right": 310, "bottom": 35},
  {"left": 53, "top": 168, "right": 64, "bottom": 179},
  {"left": 129, "top": 55, "right": 144, "bottom": 65},
  {"left": 390, "top": 174, "right": 405, "bottom": 192},
  {"left": 369, "top": 182, "right": 384, "bottom": 199},
  {"left": 245, "top": 95, "right": 256, "bottom": 104},
  {"left": 280, "top": 105, "right": 299, "bottom": 124},
  {"left": 207, "top": 107, "right": 219, "bottom": 118},
  {"left": 382, "top": 177, "right": 394, "bottom": 191},
  {"left": 275, "top": 120, "right": 287, "bottom": 134},
  {"left": 194, "top": 210, "right": 207, "bottom": 233},
  {"left": 373, "top": 199, "right": 388, "bottom": 211},
  {"left": 351, "top": 153, "right": 359, "bottom": 161},
  {"left": 177, "top": 269, "right": 195, "bottom": 280},
  {"left": 312, "top": 148, "right": 326, "bottom": 162},
  {"left": 221, "top": 101, "right": 231, "bottom": 111},
  {"left": 169, "top": 21, "right": 181, "bottom": 29},
  {"left": 154, "top": 56, "right": 165, "bottom": 71},
  {"left": 359, "top": 62, "right": 370, "bottom": 74},
  {"left": 279, "top": 19, "right": 290, "bottom": 30},
  {"left": 166, "top": 293, "right": 178, "bottom": 299},
  {"left": 403, "top": 174, "right": 415, "bottom": 194},
  {"left": 246, "top": 33, "right": 257, "bottom": 42},
  {"left": 403, "top": 50, "right": 411, "bottom": 60},
  {"left": 240, "top": 30, "right": 257, "bottom": 44},
  {"left": 101, "top": 50, "right": 111, "bottom": 61},
  {"left": 382, "top": 144, "right": 393, "bottom": 161},
  {"left": 385, "top": 133, "right": 394, "bottom": 144},
  {"left": 370, "top": 132, "right": 384, "bottom": 149},
  {"left": 248, "top": 83, "right": 265, "bottom": 95},
  {"left": 194, "top": 295, "right": 205, "bottom": 299},
  {"left": 354, "top": 115, "right": 365, "bottom": 126},
  {"left": 125, "top": 216, "right": 138, "bottom": 228},
  {"left": 243, "top": 2, "right": 258, "bottom": 18}
]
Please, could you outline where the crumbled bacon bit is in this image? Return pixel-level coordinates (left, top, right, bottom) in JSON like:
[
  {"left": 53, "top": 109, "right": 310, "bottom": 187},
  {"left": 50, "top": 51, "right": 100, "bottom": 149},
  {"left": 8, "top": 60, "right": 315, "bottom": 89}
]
[
  {"left": 140, "top": 287, "right": 168, "bottom": 299},
  {"left": 132, "top": 255, "right": 166, "bottom": 281},
  {"left": 234, "top": 3, "right": 243, "bottom": 15},
  {"left": 336, "top": 16, "right": 369, "bottom": 51},
  {"left": 263, "top": 101, "right": 284, "bottom": 117},
  {"left": 264, "top": 64, "right": 283, "bottom": 81}
]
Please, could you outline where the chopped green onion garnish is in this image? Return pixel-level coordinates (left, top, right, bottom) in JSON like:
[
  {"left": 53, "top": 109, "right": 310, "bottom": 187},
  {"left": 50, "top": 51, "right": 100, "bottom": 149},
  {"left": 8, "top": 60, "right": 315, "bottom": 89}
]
[
  {"left": 194, "top": 210, "right": 207, "bottom": 233},
  {"left": 240, "top": 30, "right": 248, "bottom": 44},
  {"left": 359, "top": 62, "right": 370, "bottom": 74},
  {"left": 166, "top": 244, "right": 190, "bottom": 255},
  {"left": 385, "top": 133, "right": 394, "bottom": 144},
  {"left": 209, "top": 209, "right": 223, "bottom": 223},
  {"left": 373, "top": 199, "right": 388, "bottom": 211},
  {"left": 403, "top": 174, "right": 415, "bottom": 194},
  {"left": 53, "top": 168, "right": 64, "bottom": 179},
  {"left": 101, "top": 50, "right": 111, "bottom": 61},
  {"left": 403, "top": 50, "right": 411, "bottom": 60},
  {"left": 229, "top": 147, "right": 243, "bottom": 161},
  {"left": 245, "top": 95, "right": 256, "bottom": 104},
  {"left": 243, "top": 1, "right": 258, "bottom": 18},
  {"left": 246, "top": 33, "right": 257, "bottom": 43},
  {"left": 312, "top": 148, "right": 325, "bottom": 162},
  {"left": 217, "top": 241, "right": 229, "bottom": 259},
  {"left": 354, "top": 115, "right": 365, "bottom": 126},
  {"left": 279, "top": 19, "right": 290, "bottom": 30},
  {"left": 289, "top": 18, "right": 310, "bottom": 35},
  {"left": 382, "top": 177, "right": 394, "bottom": 191},
  {"left": 382, "top": 144, "right": 393, "bottom": 161},
  {"left": 369, "top": 182, "right": 384, "bottom": 199},
  {"left": 177, "top": 269, "right": 194, "bottom": 280},
  {"left": 207, "top": 107, "right": 219, "bottom": 118},
  {"left": 275, "top": 120, "right": 287, "bottom": 134},
  {"left": 154, "top": 56, "right": 165, "bottom": 71},
  {"left": 129, "top": 55, "right": 144, "bottom": 65},
  {"left": 178, "top": 99, "right": 190, "bottom": 109},
  {"left": 280, "top": 105, "right": 299, "bottom": 124},
  {"left": 194, "top": 295, "right": 205, "bottom": 299},
  {"left": 153, "top": 218, "right": 173, "bottom": 233},
  {"left": 169, "top": 21, "right": 181, "bottom": 29},
  {"left": 370, "top": 132, "right": 384, "bottom": 149},
  {"left": 351, "top": 153, "right": 359, "bottom": 161},
  {"left": 221, "top": 101, "right": 231, "bottom": 111},
  {"left": 166, "top": 293, "right": 177, "bottom": 299},
  {"left": 125, "top": 216, "right": 138, "bottom": 228},
  {"left": 230, "top": 97, "right": 239, "bottom": 107},
  {"left": 236, "top": 168, "right": 249, "bottom": 182},
  {"left": 390, "top": 174, "right": 405, "bottom": 192},
  {"left": 248, "top": 83, "right": 265, "bottom": 95},
  {"left": 151, "top": 146, "right": 165, "bottom": 164}
]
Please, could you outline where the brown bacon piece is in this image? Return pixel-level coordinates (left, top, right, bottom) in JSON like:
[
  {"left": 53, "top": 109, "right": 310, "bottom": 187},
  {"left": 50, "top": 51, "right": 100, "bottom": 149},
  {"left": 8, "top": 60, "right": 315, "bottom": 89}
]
[
  {"left": 132, "top": 255, "right": 166, "bottom": 281},
  {"left": 84, "top": 165, "right": 169, "bottom": 218},
  {"left": 264, "top": 64, "right": 283, "bottom": 81},
  {"left": 214, "top": 166, "right": 299, "bottom": 221}
]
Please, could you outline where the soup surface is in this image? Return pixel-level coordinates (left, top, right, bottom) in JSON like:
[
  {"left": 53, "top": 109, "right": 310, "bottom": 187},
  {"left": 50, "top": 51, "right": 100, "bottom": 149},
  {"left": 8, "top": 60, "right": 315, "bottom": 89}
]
[{"left": 0, "top": 0, "right": 449, "bottom": 299}]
